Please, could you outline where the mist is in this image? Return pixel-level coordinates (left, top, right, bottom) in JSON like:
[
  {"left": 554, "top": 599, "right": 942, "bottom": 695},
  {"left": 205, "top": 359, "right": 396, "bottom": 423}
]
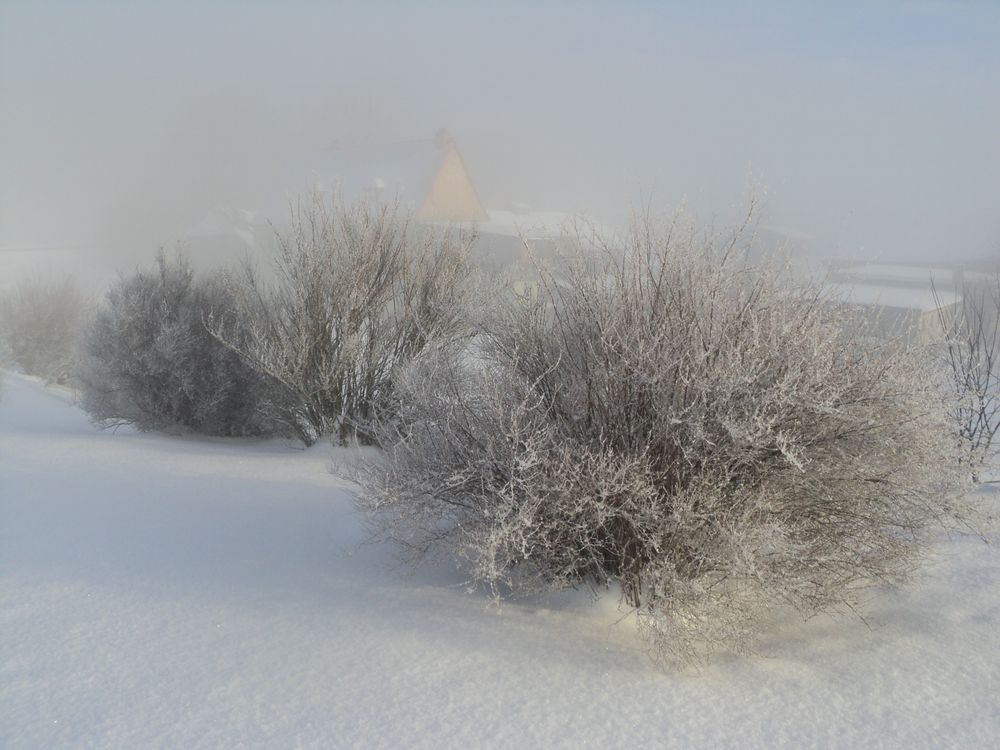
[{"left": 2, "top": 0, "right": 999, "bottom": 279}]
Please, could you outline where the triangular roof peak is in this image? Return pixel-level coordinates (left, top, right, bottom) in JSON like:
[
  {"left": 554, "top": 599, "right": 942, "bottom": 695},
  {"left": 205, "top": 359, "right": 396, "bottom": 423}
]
[{"left": 256, "top": 130, "right": 487, "bottom": 225}]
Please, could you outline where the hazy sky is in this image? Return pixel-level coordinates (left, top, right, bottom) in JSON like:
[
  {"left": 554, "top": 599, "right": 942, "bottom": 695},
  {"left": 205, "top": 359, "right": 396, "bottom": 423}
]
[{"left": 2, "top": 0, "right": 998, "bottom": 267}]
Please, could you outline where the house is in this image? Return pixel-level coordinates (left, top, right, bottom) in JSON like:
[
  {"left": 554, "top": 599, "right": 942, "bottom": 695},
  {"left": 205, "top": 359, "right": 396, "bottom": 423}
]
[
  {"left": 445, "top": 205, "right": 616, "bottom": 272},
  {"left": 829, "top": 263, "right": 990, "bottom": 294},
  {"left": 826, "top": 280, "right": 961, "bottom": 344},
  {"left": 181, "top": 129, "right": 489, "bottom": 269},
  {"left": 822, "top": 263, "right": 989, "bottom": 344},
  {"left": 253, "top": 128, "right": 488, "bottom": 227},
  {"left": 183, "top": 130, "right": 610, "bottom": 274}
]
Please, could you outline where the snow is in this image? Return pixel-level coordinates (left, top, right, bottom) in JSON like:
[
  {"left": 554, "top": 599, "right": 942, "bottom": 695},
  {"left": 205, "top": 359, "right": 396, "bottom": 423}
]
[{"left": 2, "top": 372, "right": 1000, "bottom": 748}]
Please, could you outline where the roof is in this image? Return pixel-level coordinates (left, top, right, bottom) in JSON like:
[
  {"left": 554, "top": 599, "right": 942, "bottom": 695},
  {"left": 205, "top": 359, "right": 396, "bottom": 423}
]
[
  {"left": 833, "top": 263, "right": 990, "bottom": 288},
  {"left": 827, "top": 281, "right": 961, "bottom": 312},
  {"left": 253, "top": 138, "right": 449, "bottom": 226},
  {"left": 428, "top": 208, "right": 613, "bottom": 241},
  {"left": 478, "top": 209, "right": 588, "bottom": 238}
]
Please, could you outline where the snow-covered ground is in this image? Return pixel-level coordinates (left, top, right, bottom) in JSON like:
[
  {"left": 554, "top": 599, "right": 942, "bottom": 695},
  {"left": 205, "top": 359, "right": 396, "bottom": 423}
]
[{"left": 2, "top": 372, "right": 999, "bottom": 749}]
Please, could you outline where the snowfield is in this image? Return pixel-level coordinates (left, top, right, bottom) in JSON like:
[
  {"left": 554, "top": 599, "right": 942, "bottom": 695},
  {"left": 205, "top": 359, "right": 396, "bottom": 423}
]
[{"left": 2, "top": 372, "right": 999, "bottom": 749}]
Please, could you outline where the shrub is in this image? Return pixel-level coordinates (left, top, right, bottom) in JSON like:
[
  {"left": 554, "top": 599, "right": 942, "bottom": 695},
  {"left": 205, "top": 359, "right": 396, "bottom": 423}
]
[
  {"left": 0, "top": 276, "right": 90, "bottom": 384},
  {"left": 211, "top": 193, "right": 477, "bottom": 446},
  {"left": 935, "top": 276, "right": 1000, "bottom": 481},
  {"left": 357, "top": 209, "right": 970, "bottom": 666},
  {"left": 78, "top": 251, "right": 281, "bottom": 436}
]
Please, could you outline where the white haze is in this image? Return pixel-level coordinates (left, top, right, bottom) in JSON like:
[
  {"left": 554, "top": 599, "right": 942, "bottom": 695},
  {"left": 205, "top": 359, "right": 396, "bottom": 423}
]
[{"left": 1, "top": 0, "right": 998, "bottom": 277}]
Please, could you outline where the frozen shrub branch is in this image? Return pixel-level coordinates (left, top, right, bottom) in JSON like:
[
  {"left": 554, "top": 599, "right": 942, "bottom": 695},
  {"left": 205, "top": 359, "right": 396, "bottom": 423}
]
[
  {"left": 0, "top": 276, "right": 91, "bottom": 384},
  {"left": 78, "top": 252, "right": 281, "bottom": 436},
  {"left": 357, "top": 206, "right": 971, "bottom": 666},
  {"left": 934, "top": 277, "right": 1000, "bottom": 481},
  {"left": 210, "top": 192, "right": 478, "bottom": 445}
]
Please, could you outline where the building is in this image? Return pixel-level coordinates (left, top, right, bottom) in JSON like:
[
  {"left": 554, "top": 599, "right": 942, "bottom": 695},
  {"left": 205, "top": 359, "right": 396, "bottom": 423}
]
[
  {"left": 829, "top": 263, "right": 990, "bottom": 295},
  {"left": 253, "top": 128, "right": 488, "bottom": 227},
  {"left": 824, "top": 263, "right": 986, "bottom": 343},
  {"left": 825, "top": 280, "right": 961, "bottom": 343},
  {"left": 183, "top": 130, "right": 606, "bottom": 272}
]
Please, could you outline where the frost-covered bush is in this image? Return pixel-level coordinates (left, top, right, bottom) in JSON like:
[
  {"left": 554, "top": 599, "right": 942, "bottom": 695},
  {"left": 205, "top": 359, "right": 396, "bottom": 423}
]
[
  {"left": 935, "top": 277, "right": 1000, "bottom": 481},
  {"left": 211, "top": 193, "right": 476, "bottom": 445},
  {"left": 358, "top": 210, "right": 970, "bottom": 666},
  {"left": 0, "top": 276, "right": 90, "bottom": 384},
  {"left": 78, "top": 252, "right": 281, "bottom": 436}
]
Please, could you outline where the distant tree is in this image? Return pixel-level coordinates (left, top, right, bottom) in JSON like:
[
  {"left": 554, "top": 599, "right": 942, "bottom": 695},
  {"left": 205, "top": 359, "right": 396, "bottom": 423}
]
[
  {"left": 78, "top": 251, "right": 282, "bottom": 436},
  {"left": 210, "top": 193, "right": 478, "bottom": 446},
  {"left": 0, "top": 276, "right": 91, "bottom": 384}
]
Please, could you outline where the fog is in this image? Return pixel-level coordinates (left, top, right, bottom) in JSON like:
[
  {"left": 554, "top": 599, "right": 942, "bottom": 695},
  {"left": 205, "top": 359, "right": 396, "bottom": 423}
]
[{"left": 2, "top": 0, "right": 999, "bottom": 278}]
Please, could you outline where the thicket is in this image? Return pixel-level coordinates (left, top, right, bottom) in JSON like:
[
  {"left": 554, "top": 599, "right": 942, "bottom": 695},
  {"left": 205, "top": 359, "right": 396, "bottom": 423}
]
[
  {"left": 935, "top": 275, "right": 1000, "bottom": 481},
  {"left": 357, "top": 209, "right": 970, "bottom": 666},
  {"left": 78, "top": 252, "right": 282, "bottom": 436},
  {"left": 0, "top": 276, "right": 90, "bottom": 384},
  {"left": 210, "top": 194, "right": 477, "bottom": 445}
]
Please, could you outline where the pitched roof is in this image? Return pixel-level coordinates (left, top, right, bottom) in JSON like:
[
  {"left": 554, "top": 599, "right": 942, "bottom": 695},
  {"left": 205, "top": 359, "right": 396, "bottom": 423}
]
[{"left": 253, "top": 132, "right": 486, "bottom": 225}]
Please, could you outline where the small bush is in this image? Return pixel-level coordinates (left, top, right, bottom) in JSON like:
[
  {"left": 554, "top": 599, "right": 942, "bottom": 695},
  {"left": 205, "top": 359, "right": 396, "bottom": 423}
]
[
  {"left": 78, "top": 251, "right": 281, "bottom": 436},
  {"left": 358, "top": 209, "right": 970, "bottom": 666},
  {"left": 935, "top": 276, "right": 1000, "bottom": 481},
  {"left": 0, "top": 276, "right": 90, "bottom": 384},
  {"left": 211, "top": 193, "right": 477, "bottom": 445}
]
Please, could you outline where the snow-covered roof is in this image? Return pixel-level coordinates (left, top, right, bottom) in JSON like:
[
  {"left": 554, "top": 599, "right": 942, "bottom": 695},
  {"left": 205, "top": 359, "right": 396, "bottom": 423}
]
[
  {"left": 828, "top": 282, "right": 960, "bottom": 312},
  {"left": 478, "top": 209, "right": 578, "bottom": 238},
  {"left": 834, "top": 264, "right": 989, "bottom": 287},
  {"left": 254, "top": 138, "right": 447, "bottom": 226},
  {"left": 468, "top": 209, "right": 617, "bottom": 241}
]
